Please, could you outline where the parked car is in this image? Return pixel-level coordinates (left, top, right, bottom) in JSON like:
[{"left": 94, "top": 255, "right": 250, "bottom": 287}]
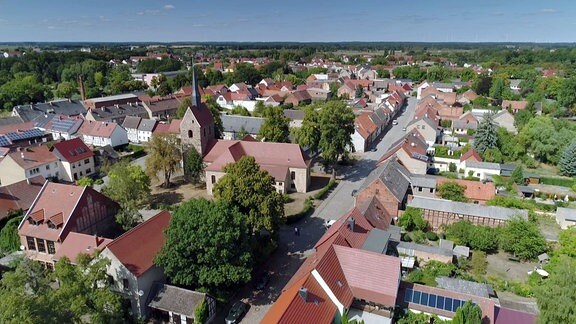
[
  {"left": 255, "top": 272, "right": 270, "bottom": 290},
  {"left": 351, "top": 189, "right": 358, "bottom": 196},
  {"left": 370, "top": 147, "right": 377, "bottom": 152},
  {"left": 324, "top": 219, "right": 337, "bottom": 228},
  {"left": 392, "top": 119, "right": 398, "bottom": 125},
  {"left": 225, "top": 301, "right": 249, "bottom": 324}
]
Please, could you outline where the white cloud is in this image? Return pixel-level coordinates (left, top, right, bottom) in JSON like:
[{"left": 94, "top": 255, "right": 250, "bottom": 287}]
[
  {"left": 163, "top": 4, "right": 175, "bottom": 10},
  {"left": 541, "top": 8, "right": 557, "bottom": 13}
]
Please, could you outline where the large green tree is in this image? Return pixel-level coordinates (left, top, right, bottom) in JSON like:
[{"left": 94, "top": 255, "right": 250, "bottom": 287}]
[
  {"left": 474, "top": 112, "right": 498, "bottom": 155},
  {"left": 0, "top": 216, "right": 21, "bottom": 255},
  {"left": 319, "top": 101, "right": 355, "bottom": 169},
  {"left": 154, "top": 199, "right": 253, "bottom": 293},
  {"left": 258, "top": 106, "right": 290, "bottom": 143},
  {"left": 559, "top": 141, "right": 576, "bottom": 176},
  {"left": 104, "top": 161, "right": 151, "bottom": 207},
  {"left": 213, "top": 156, "right": 284, "bottom": 235},
  {"left": 204, "top": 95, "right": 224, "bottom": 139},
  {"left": 185, "top": 146, "right": 204, "bottom": 184},
  {"left": 145, "top": 134, "right": 182, "bottom": 188},
  {"left": 295, "top": 105, "right": 321, "bottom": 153},
  {"left": 398, "top": 207, "right": 428, "bottom": 231},
  {"left": 499, "top": 217, "right": 546, "bottom": 260},
  {"left": 437, "top": 181, "right": 468, "bottom": 202},
  {"left": 534, "top": 256, "right": 576, "bottom": 324}
]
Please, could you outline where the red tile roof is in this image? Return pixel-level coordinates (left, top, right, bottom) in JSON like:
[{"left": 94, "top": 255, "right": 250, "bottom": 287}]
[
  {"left": 182, "top": 101, "right": 214, "bottom": 128},
  {"left": 77, "top": 120, "right": 118, "bottom": 138},
  {"left": 153, "top": 119, "right": 181, "bottom": 136},
  {"left": 53, "top": 231, "right": 112, "bottom": 264},
  {"left": 334, "top": 245, "right": 400, "bottom": 307},
  {"left": 502, "top": 100, "right": 528, "bottom": 111},
  {"left": 495, "top": 306, "right": 536, "bottom": 324},
  {"left": 0, "top": 176, "right": 45, "bottom": 220},
  {"left": 355, "top": 112, "right": 378, "bottom": 140},
  {"left": 51, "top": 138, "right": 94, "bottom": 163},
  {"left": 19, "top": 183, "right": 86, "bottom": 242},
  {"left": 105, "top": 210, "right": 171, "bottom": 277},
  {"left": 315, "top": 246, "right": 354, "bottom": 306},
  {"left": 7, "top": 145, "right": 58, "bottom": 169},
  {"left": 460, "top": 149, "right": 482, "bottom": 162},
  {"left": 0, "top": 122, "right": 35, "bottom": 135},
  {"left": 262, "top": 273, "right": 337, "bottom": 324},
  {"left": 204, "top": 140, "right": 310, "bottom": 173},
  {"left": 437, "top": 178, "right": 496, "bottom": 202}
]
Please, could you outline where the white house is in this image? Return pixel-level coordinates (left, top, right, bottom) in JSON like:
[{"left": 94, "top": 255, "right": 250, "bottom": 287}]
[
  {"left": 121, "top": 116, "right": 141, "bottom": 143},
  {"left": 50, "top": 138, "right": 95, "bottom": 182},
  {"left": 100, "top": 210, "right": 170, "bottom": 319},
  {"left": 77, "top": 120, "right": 128, "bottom": 147},
  {"left": 463, "top": 161, "right": 501, "bottom": 180},
  {"left": 137, "top": 119, "right": 157, "bottom": 143}
]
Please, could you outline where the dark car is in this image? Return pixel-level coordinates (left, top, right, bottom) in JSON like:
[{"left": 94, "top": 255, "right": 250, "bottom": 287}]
[
  {"left": 225, "top": 301, "right": 249, "bottom": 324},
  {"left": 255, "top": 272, "right": 270, "bottom": 290},
  {"left": 370, "top": 147, "right": 377, "bottom": 152}
]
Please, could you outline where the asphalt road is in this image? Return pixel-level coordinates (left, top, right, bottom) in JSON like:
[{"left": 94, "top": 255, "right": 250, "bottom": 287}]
[{"left": 229, "top": 97, "right": 417, "bottom": 324}]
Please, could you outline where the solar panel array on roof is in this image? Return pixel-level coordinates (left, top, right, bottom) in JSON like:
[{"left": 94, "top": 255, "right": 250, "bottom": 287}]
[
  {"left": 5, "top": 129, "right": 44, "bottom": 141},
  {"left": 0, "top": 136, "right": 11, "bottom": 147},
  {"left": 51, "top": 118, "right": 77, "bottom": 132},
  {"left": 404, "top": 288, "right": 473, "bottom": 313}
]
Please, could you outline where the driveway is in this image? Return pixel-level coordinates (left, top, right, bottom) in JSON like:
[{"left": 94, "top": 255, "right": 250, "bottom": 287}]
[{"left": 231, "top": 97, "right": 417, "bottom": 323}]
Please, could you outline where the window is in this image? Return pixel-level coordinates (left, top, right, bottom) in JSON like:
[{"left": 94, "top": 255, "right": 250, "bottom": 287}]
[
  {"left": 47, "top": 241, "right": 56, "bottom": 254},
  {"left": 46, "top": 165, "right": 50, "bottom": 170},
  {"left": 188, "top": 130, "right": 193, "bottom": 138},
  {"left": 122, "top": 279, "right": 129, "bottom": 290},
  {"left": 86, "top": 168, "right": 92, "bottom": 174},
  {"left": 476, "top": 173, "right": 480, "bottom": 177},
  {"left": 26, "top": 236, "right": 36, "bottom": 250},
  {"left": 84, "top": 159, "right": 90, "bottom": 164},
  {"left": 36, "top": 238, "right": 46, "bottom": 253},
  {"left": 211, "top": 175, "right": 216, "bottom": 184},
  {"left": 429, "top": 188, "right": 434, "bottom": 193},
  {"left": 418, "top": 187, "right": 423, "bottom": 192},
  {"left": 291, "top": 171, "right": 295, "bottom": 180}
]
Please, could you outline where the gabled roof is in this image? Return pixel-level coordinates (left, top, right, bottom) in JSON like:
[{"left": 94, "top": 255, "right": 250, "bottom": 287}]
[
  {"left": 502, "top": 100, "right": 527, "bottom": 111},
  {"left": 0, "top": 176, "right": 45, "bottom": 220},
  {"left": 105, "top": 210, "right": 171, "bottom": 277},
  {"left": 52, "top": 232, "right": 112, "bottom": 264},
  {"left": 6, "top": 145, "right": 58, "bottom": 169},
  {"left": 359, "top": 158, "right": 411, "bottom": 202},
  {"left": 137, "top": 119, "right": 157, "bottom": 132},
  {"left": 51, "top": 138, "right": 94, "bottom": 163},
  {"left": 182, "top": 102, "right": 214, "bottom": 128},
  {"left": 121, "top": 116, "right": 141, "bottom": 130},
  {"left": 221, "top": 115, "right": 264, "bottom": 135},
  {"left": 77, "top": 120, "right": 121, "bottom": 138},
  {"left": 153, "top": 119, "right": 181, "bottom": 135},
  {"left": 408, "top": 196, "right": 528, "bottom": 221},
  {"left": 460, "top": 149, "right": 482, "bottom": 162},
  {"left": 148, "top": 284, "right": 208, "bottom": 320},
  {"left": 204, "top": 140, "right": 310, "bottom": 173},
  {"left": 436, "top": 178, "right": 496, "bottom": 202},
  {"left": 43, "top": 115, "right": 84, "bottom": 135},
  {"left": 494, "top": 306, "right": 536, "bottom": 324}
]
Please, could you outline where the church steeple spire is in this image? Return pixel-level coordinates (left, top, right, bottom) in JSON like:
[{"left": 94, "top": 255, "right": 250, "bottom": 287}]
[{"left": 191, "top": 64, "right": 201, "bottom": 108}]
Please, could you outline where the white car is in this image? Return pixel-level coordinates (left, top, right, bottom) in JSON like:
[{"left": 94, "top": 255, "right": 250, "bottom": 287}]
[
  {"left": 324, "top": 219, "right": 337, "bottom": 228},
  {"left": 392, "top": 120, "right": 398, "bottom": 125}
]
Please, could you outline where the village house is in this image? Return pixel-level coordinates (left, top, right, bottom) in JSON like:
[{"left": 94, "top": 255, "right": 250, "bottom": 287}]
[
  {"left": 0, "top": 145, "right": 60, "bottom": 186},
  {"left": 406, "top": 116, "right": 439, "bottom": 146},
  {"left": 12, "top": 99, "right": 86, "bottom": 127},
  {"left": 493, "top": 110, "right": 517, "bottom": 134},
  {"left": 203, "top": 139, "right": 311, "bottom": 195},
  {"left": 378, "top": 131, "right": 431, "bottom": 175},
  {"left": 283, "top": 109, "right": 305, "bottom": 129},
  {"left": 142, "top": 96, "right": 180, "bottom": 120},
  {"left": 284, "top": 90, "right": 312, "bottom": 107},
  {"left": 122, "top": 116, "right": 141, "bottom": 143},
  {"left": 100, "top": 210, "right": 171, "bottom": 319},
  {"left": 50, "top": 138, "right": 95, "bottom": 182},
  {"left": 84, "top": 102, "right": 149, "bottom": 124},
  {"left": 0, "top": 175, "right": 44, "bottom": 220},
  {"left": 77, "top": 120, "right": 129, "bottom": 147},
  {"left": 83, "top": 93, "right": 140, "bottom": 110},
  {"left": 408, "top": 196, "right": 528, "bottom": 231},
  {"left": 463, "top": 161, "right": 501, "bottom": 181},
  {"left": 221, "top": 115, "right": 264, "bottom": 140},
  {"left": 137, "top": 119, "right": 157, "bottom": 143},
  {"left": 43, "top": 115, "right": 84, "bottom": 141},
  {"left": 501, "top": 100, "right": 528, "bottom": 114},
  {"left": 18, "top": 182, "right": 120, "bottom": 269},
  {"left": 436, "top": 178, "right": 496, "bottom": 204},
  {"left": 0, "top": 122, "right": 49, "bottom": 148},
  {"left": 148, "top": 284, "right": 217, "bottom": 323}
]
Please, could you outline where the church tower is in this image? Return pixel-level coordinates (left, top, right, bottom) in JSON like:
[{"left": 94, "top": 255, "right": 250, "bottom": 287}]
[{"left": 180, "top": 66, "right": 215, "bottom": 156}]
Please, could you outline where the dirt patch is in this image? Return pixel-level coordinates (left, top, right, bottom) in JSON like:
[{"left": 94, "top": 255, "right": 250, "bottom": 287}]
[
  {"left": 150, "top": 175, "right": 211, "bottom": 207},
  {"left": 537, "top": 214, "right": 560, "bottom": 241},
  {"left": 486, "top": 251, "right": 538, "bottom": 283}
]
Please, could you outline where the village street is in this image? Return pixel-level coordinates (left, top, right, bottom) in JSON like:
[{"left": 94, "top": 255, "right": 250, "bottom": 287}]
[{"left": 231, "top": 97, "right": 417, "bottom": 323}]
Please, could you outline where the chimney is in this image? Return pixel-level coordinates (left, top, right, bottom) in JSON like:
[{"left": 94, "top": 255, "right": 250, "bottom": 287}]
[
  {"left": 348, "top": 217, "right": 355, "bottom": 232},
  {"left": 411, "top": 142, "right": 416, "bottom": 147},
  {"left": 79, "top": 75, "right": 86, "bottom": 101},
  {"left": 298, "top": 287, "right": 308, "bottom": 302}
]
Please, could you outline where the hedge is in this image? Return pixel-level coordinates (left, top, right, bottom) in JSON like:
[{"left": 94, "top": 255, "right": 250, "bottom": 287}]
[
  {"left": 540, "top": 177, "right": 575, "bottom": 188},
  {"left": 313, "top": 179, "right": 337, "bottom": 200}
]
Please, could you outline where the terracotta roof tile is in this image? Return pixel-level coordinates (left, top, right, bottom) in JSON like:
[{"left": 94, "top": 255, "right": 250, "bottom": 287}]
[
  {"left": 51, "top": 138, "right": 94, "bottom": 163},
  {"left": 52, "top": 231, "right": 112, "bottom": 264},
  {"left": 7, "top": 145, "right": 58, "bottom": 169},
  {"left": 105, "top": 210, "right": 171, "bottom": 277},
  {"left": 0, "top": 175, "right": 45, "bottom": 220},
  {"left": 460, "top": 149, "right": 482, "bottom": 162},
  {"left": 437, "top": 178, "right": 496, "bottom": 202},
  {"left": 77, "top": 120, "right": 119, "bottom": 138}
]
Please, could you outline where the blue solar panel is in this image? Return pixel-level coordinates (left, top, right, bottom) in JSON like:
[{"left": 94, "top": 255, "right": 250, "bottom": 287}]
[
  {"left": 428, "top": 294, "right": 437, "bottom": 308},
  {"left": 444, "top": 298, "right": 453, "bottom": 312},
  {"left": 5, "top": 129, "right": 44, "bottom": 141},
  {"left": 452, "top": 299, "right": 461, "bottom": 312},
  {"left": 0, "top": 136, "right": 11, "bottom": 147},
  {"left": 51, "top": 119, "right": 76, "bottom": 132}
]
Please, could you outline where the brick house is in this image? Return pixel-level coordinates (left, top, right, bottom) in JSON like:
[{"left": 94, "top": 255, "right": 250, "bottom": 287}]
[{"left": 18, "top": 182, "right": 120, "bottom": 269}]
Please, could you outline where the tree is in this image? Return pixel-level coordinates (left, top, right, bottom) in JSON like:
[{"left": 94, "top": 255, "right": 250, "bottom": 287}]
[
  {"left": 474, "top": 111, "right": 498, "bottom": 155},
  {"left": 230, "top": 105, "right": 251, "bottom": 116},
  {"left": 76, "top": 176, "right": 95, "bottom": 187},
  {"left": 444, "top": 220, "right": 474, "bottom": 245},
  {"left": 115, "top": 206, "right": 143, "bottom": 231},
  {"left": 449, "top": 162, "right": 457, "bottom": 172},
  {"left": 103, "top": 161, "right": 151, "bottom": 208},
  {"left": 470, "top": 251, "right": 488, "bottom": 276},
  {"left": 154, "top": 199, "right": 253, "bottom": 293},
  {"left": 355, "top": 85, "right": 363, "bottom": 98},
  {"left": 176, "top": 97, "right": 190, "bottom": 119},
  {"left": 511, "top": 165, "right": 524, "bottom": 184},
  {"left": 534, "top": 256, "right": 576, "bottom": 324},
  {"left": 558, "top": 77, "right": 576, "bottom": 108},
  {"left": 145, "top": 134, "right": 182, "bottom": 188},
  {"left": 489, "top": 77, "right": 506, "bottom": 101},
  {"left": 499, "top": 217, "right": 546, "bottom": 260},
  {"left": 437, "top": 181, "right": 468, "bottom": 202},
  {"left": 295, "top": 105, "right": 321, "bottom": 153},
  {"left": 452, "top": 301, "right": 482, "bottom": 324},
  {"left": 253, "top": 100, "right": 266, "bottom": 117},
  {"left": 185, "top": 146, "right": 204, "bottom": 184},
  {"left": 258, "top": 106, "right": 290, "bottom": 143},
  {"left": 398, "top": 207, "right": 428, "bottom": 231},
  {"left": 559, "top": 141, "right": 576, "bottom": 176},
  {"left": 468, "top": 226, "right": 499, "bottom": 252},
  {"left": 213, "top": 156, "right": 284, "bottom": 235},
  {"left": 0, "top": 216, "right": 21, "bottom": 255},
  {"left": 55, "top": 81, "right": 76, "bottom": 99},
  {"left": 319, "top": 101, "right": 355, "bottom": 170}
]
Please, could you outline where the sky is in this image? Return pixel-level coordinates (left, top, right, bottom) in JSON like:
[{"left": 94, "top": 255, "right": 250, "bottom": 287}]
[{"left": 0, "top": 0, "right": 575, "bottom": 43}]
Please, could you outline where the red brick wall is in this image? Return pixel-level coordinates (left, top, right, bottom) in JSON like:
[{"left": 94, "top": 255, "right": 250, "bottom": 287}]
[{"left": 356, "top": 180, "right": 400, "bottom": 217}]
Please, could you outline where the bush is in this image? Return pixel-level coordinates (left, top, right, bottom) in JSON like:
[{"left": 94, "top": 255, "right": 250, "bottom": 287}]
[
  {"left": 449, "top": 162, "right": 457, "bottom": 173},
  {"left": 470, "top": 251, "right": 487, "bottom": 276},
  {"left": 426, "top": 231, "right": 439, "bottom": 241},
  {"left": 94, "top": 178, "right": 104, "bottom": 185},
  {"left": 399, "top": 207, "right": 428, "bottom": 231},
  {"left": 407, "top": 261, "right": 456, "bottom": 286},
  {"left": 412, "top": 230, "right": 426, "bottom": 244},
  {"left": 540, "top": 177, "right": 575, "bottom": 188},
  {"left": 194, "top": 299, "right": 208, "bottom": 324},
  {"left": 313, "top": 179, "right": 336, "bottom": 200}
]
